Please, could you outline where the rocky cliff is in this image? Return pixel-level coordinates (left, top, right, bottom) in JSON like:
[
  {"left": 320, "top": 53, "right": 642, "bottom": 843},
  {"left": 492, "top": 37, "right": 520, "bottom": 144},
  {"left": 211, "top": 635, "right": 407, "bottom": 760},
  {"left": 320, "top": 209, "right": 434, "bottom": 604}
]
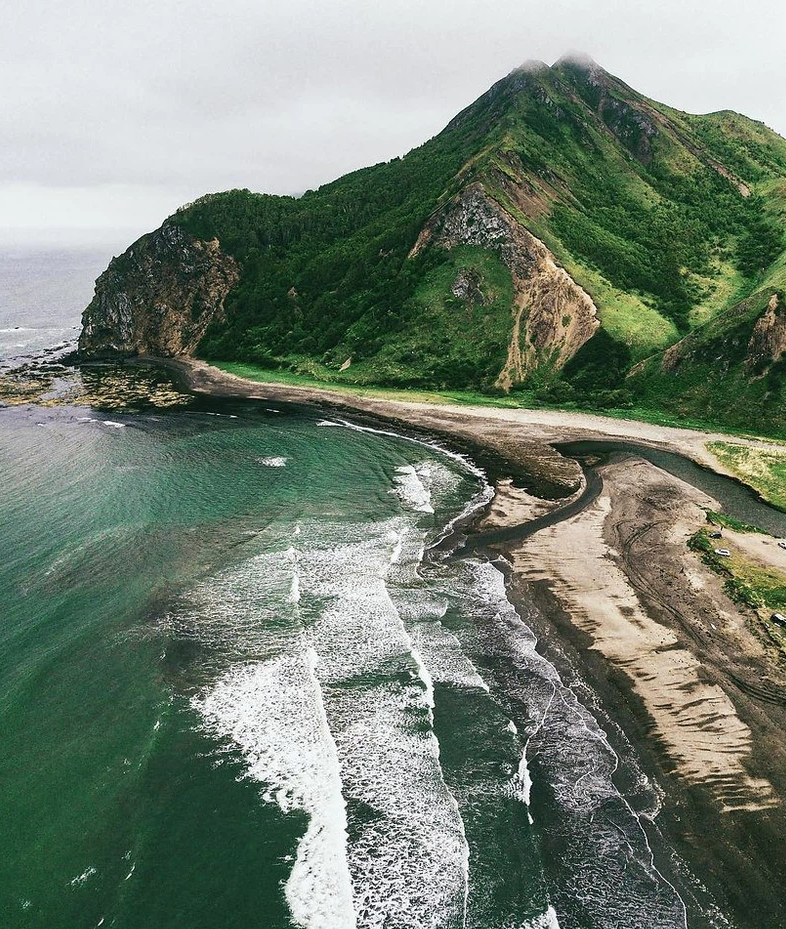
[
  {"left": 410, "top": 185, "right": 598, "bottom": 388},
  {"left": 79, "top": 222, "right": 239, "bottom": 359},
  {"left": 76, "top": 55, "right": 786, "bottom": 416},
  {"left": 747, "top": 294, "right": 786, "bottom": 376}
]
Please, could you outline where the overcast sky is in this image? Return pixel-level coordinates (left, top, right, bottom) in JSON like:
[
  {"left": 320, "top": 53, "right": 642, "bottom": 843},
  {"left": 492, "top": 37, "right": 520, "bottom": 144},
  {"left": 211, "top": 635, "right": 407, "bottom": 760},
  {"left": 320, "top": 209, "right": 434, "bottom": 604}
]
[{"left": 2, "top": 0, "right": 785, "bottom": 244}]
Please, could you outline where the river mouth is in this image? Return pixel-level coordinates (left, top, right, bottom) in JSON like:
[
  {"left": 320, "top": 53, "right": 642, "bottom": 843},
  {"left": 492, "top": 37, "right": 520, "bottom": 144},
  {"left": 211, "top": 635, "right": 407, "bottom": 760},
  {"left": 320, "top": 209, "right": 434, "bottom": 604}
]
[{"left": 555, "top": 440, "right": 786, "bottom": 537}]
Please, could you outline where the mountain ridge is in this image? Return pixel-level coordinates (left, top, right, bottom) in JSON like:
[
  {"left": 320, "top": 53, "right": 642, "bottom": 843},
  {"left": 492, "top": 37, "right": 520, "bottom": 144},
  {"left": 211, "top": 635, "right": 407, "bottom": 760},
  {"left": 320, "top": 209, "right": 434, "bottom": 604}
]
[{"left": 78, "top": 56, "right": 786, "bottom": 434}]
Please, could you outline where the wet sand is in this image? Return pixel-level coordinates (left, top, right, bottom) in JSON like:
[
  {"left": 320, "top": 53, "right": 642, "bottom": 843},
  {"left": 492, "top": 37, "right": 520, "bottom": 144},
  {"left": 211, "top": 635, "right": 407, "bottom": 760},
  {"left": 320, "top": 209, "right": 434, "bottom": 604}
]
[
  {"left": 157, "top": 357, "right": 786, "bottom": 928},
  {"left": 508, "top": 459, "right": 778, "bottom": 809},
  {"left": 504, "top": 459, "right": 786, "bottom": 927}
]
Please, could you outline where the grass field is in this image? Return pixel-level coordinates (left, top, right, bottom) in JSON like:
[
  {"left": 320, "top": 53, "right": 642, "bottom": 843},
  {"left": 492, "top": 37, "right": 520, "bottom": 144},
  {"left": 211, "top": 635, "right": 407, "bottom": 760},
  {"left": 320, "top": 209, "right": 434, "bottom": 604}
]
[
  {"left": 708, "top": 442, "right": 786, "bottom": 510},
  {"left": 690, "top": 523, "right": 786, "bottom": 652}
]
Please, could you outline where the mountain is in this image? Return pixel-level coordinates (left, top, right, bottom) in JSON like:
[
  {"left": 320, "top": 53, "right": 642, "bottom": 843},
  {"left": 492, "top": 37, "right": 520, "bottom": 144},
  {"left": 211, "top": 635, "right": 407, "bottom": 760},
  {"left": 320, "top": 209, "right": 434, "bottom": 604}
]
[{"left": 79, "top": 55, "right": 786, "bottom": 433}]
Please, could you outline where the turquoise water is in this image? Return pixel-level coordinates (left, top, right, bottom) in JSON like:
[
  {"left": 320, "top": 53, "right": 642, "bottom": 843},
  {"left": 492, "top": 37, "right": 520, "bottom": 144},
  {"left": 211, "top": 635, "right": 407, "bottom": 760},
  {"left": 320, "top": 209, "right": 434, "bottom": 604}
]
[
  {"left": 0, "top": 397, "right": 533, "bottom": 927},
  {"left": 0, "top": 246, "right": 724, "bottom": 929},
  {"left": 1, "top": 386, "right": 711, "bottom": 929}
]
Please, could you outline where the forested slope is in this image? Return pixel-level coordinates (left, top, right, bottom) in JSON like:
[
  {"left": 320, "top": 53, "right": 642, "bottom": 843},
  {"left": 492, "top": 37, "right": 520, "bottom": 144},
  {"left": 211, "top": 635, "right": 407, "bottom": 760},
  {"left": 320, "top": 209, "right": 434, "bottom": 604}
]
[{"left": 80, "top": 54, "right": 786, "bottom": 432}]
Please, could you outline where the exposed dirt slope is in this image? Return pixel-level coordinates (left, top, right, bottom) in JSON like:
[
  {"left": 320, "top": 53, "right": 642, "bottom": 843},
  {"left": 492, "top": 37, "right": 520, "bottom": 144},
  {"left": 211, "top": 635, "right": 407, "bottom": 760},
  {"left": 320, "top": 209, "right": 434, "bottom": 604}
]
[{"left": 411, "top": 184, "right": 599, "bottom": 388}]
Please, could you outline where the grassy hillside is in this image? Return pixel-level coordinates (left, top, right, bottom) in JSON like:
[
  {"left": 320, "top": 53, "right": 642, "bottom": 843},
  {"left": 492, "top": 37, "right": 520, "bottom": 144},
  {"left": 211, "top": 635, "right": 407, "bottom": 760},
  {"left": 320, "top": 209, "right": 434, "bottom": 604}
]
[
  {"left": 86, "top": 55, "right": 786, "bottom": 434},
  {"left": 627, "top": 248, "right": 786, "bottom": 434},
  {"left": 164, "top": 58, "right": 784, "bottom": 385}
]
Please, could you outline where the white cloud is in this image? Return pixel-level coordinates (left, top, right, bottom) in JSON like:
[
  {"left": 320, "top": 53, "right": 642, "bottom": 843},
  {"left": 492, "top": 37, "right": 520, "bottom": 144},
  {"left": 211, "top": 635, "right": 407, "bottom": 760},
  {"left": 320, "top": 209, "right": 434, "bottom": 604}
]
[{"left": 2, "top": 0, "right": 784, "bottom": 238}]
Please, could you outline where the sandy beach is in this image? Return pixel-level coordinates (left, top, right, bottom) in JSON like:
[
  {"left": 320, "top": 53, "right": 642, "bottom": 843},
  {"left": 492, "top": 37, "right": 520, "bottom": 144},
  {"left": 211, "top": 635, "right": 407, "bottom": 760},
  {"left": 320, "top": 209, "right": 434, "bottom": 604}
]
[
  {"left": 159, "top": 356, "right": 786, "bottom": 928},
  {"left": 162, "top": 358, "right": 786, "bottom": 478}
]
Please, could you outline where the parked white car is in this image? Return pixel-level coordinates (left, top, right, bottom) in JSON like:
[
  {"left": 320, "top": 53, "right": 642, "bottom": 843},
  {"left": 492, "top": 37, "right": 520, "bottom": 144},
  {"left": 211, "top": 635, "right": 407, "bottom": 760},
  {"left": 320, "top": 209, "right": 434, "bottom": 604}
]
[{"left": 714, "top": 548, "right": 731, "bottom": 557}]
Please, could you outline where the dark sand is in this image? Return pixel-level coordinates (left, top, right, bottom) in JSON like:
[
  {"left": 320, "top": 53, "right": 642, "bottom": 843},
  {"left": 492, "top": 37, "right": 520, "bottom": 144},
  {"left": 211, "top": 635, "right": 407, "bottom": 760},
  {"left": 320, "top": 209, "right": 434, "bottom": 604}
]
[{"left": 158, "top": 357, "right": 786, "bottom": 929}]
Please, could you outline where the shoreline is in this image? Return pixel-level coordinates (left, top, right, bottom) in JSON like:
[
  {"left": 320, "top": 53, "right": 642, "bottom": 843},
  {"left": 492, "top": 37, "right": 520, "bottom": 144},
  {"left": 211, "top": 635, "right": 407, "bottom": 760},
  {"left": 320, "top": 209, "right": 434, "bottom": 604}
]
[
  {"left": 153, "top": 356, "right": 786, "bottom": 481},
  {"left": 485, "top": 463, "right": 786, "bottom": 929},
  {"left": 152, "top": 356, "right": 786, "bottom": 927}
]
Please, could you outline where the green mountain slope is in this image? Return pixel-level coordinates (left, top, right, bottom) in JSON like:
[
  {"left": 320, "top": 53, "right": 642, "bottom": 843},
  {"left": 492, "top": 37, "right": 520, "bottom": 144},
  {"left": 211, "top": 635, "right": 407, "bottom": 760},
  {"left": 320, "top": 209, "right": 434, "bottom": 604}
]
[{"left": 79, "top": 54, "right": 786, "bottom": 431}]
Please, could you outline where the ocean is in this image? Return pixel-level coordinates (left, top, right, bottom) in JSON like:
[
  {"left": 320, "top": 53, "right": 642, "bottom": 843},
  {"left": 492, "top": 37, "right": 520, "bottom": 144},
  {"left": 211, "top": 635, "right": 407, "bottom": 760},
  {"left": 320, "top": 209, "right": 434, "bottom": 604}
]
[
  {"left": 0, "top": 247, "right": 720, "bottom": 929},
  {"left": 0, "top": 244, "right": 115, "bottom": 364}
]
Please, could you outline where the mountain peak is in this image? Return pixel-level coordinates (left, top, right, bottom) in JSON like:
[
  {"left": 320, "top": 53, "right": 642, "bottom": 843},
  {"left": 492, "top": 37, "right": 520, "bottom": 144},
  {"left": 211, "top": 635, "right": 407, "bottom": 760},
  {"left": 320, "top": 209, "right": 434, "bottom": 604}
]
[
  {"left": 514, "top": 59, "right": 550, "bottom": 75},
  {"left": 555, "top": 51, "right": 601, "bottom": 71}
]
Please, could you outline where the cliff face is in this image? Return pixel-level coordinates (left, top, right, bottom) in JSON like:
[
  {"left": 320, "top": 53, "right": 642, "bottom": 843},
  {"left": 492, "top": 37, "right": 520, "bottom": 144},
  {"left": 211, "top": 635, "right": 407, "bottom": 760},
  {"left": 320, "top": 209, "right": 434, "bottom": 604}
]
[
  {"left": 78, "top": 222, "right": 239, "bottom": 359},
  {"left": 411, "top": 185, "right": 599, "bottom": 388},
  {"left": 747, "top": 294, "right": 786, "bottom": 376},
  {"left": 76, "top": 55, "right": 786, "bottom": 406}
]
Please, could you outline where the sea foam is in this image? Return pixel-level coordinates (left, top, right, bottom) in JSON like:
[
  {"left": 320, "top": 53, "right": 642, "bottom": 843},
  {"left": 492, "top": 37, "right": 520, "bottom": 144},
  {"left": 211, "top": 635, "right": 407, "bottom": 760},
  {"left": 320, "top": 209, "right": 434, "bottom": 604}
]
[
  {"left": 194, "top": 651, "right": 356, "bottom": 929},
  {"left": 524, "top": 906, "right": 562, "bottom": 929},
  {"left": 454, "top": 559, "right": 688, "bottom": 928},
  {"left": 391, "top": 465, "right": 434, "bottom": 513},
  {"left": 289, "top": 517, "right": 470, "bottom": 928},
  {"left": 178, "top": 438, "right": 552, "bottom": 929},
  {"left": 184, "top": 511, "right": 471, "bottom": 928}
]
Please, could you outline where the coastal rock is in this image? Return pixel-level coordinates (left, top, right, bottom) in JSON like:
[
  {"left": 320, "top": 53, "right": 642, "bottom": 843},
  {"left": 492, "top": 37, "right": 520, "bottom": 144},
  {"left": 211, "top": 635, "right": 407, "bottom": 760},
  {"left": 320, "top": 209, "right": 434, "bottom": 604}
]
[
  {"left": 78, "top": 221, "right": 240, "bottom": 358},
  {"left": 411, "top": 184, "right": 599, "bottom": 389}
]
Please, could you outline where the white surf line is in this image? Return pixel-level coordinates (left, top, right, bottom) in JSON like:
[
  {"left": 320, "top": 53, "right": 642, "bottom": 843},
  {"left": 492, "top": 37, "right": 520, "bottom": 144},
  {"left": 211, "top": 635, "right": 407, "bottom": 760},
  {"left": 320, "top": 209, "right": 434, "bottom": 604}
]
[
  {"left": 401, "top": 625, "right": 470, "bottom": 929},
  {"left": 409, "top": 644, "right": 435, "bottom": 711},
  {"left": 295, "top": 647, "right": 358, "bottom": 929},
  {"left": 194, "top": 650, "right": 357, "bottom": 929},
  {"left": 69, "top": 865, "right": 97, "bottom": 886},
  {"left": 389, "top": 526, "right": 404, "bottom": 565},
  {"left": 387, "top": 516, "right": 493, "bottom": 929},
  {"left": 497, "top": 536, "right": 688, "bottom": 929},
  {"left": 515, "top": 683, "right": 558, "bottom": 824},
  {"left": 316, "top": 415, "right": 485, "bottom": 478},
  {"left": 523, "top": 906, "right": 562, "bottom": 929},
  {"left": 506, "top": 608, "right": 689, "bottom": 929},
  {"left": 299, "top": 518, "right": 471, "bottom": 927},
  {"left": 382, "top": 518, "right": 487, "bottom": 928},
  {"left": 288, "top": 545, "right": 301, "bottom": 606},
  {"left": 491, "top": 551, "right": 672, "bottom": 836},
  {"left": 406, "top": 615, "right": 491, "bottom": 695},
  {"left": 316, "top": 417, "right": 494, "bottom": 546},
  {"left": 386, "top": 519, "right": 490, "bottom": 696},
  {"left": 182, "top": 533, "right": 363, "bottom": 929},
  {"left": 391, "top": 465, "right": 434, "bottom": 513},
  {"left": 553, "top": 683, "right": 689, "bottom": 929},
  {"left": 467, "top": 556, "right": 687, "bottom": 927},
  {"left": 405, "top": 554, "right": 571, "bottom": 929},
  {"left": 564, "top": 657, "right": 667, "bottom": 823}
]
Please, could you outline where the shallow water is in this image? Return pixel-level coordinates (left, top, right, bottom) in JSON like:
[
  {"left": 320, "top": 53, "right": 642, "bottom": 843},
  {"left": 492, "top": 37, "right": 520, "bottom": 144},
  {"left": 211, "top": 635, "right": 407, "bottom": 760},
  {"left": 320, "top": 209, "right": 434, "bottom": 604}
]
[{"left": 0, "top": 395, "right": 519, "bottom": 927}]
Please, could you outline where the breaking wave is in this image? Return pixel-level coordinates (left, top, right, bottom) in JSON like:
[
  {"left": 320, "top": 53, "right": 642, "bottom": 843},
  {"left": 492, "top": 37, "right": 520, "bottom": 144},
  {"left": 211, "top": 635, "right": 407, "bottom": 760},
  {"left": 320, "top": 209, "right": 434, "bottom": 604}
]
[
  {"left": 181, "top": 437, "right": 687, "bottom": 929},
  {"left": 194, "top": 651, "right": 356, "bottom": 929}
]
